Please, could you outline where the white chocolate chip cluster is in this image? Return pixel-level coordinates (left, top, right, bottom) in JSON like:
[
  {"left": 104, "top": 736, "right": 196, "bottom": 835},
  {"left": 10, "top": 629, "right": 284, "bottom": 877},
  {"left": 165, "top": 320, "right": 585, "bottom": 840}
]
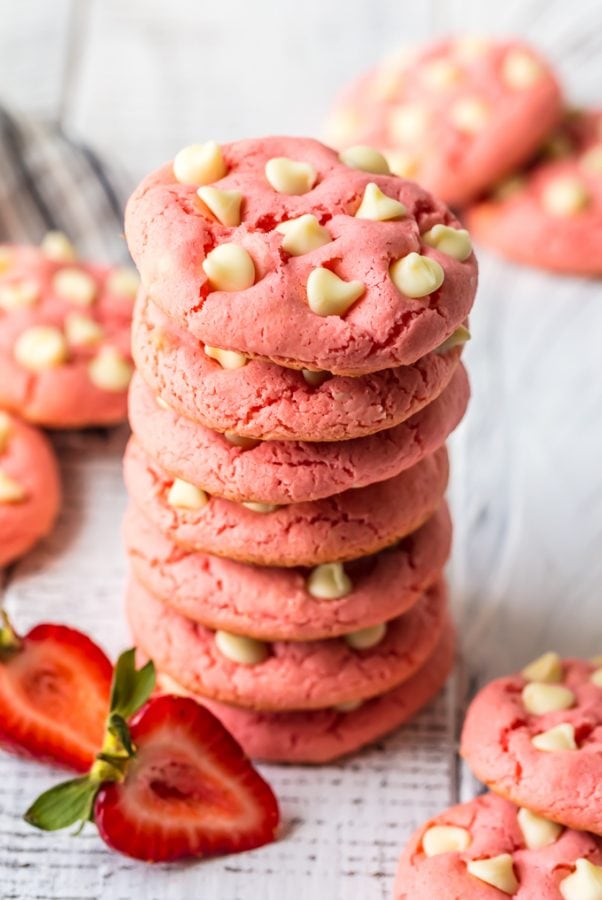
[
  {"left": 12, "top": 322, "right": 132, "bottom": 392},
  {"left": 168, "top": 138, "right": 473, "bottom": 343},
  {"left": 518, "top": 651, "right": 586, "bottom": 752}
]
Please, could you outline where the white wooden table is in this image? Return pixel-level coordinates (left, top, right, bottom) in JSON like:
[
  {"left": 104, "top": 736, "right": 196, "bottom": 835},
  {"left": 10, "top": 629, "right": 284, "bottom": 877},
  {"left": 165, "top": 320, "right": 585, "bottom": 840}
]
[{"left": 1, "top": 2, "right": 601, "bottom": 898}]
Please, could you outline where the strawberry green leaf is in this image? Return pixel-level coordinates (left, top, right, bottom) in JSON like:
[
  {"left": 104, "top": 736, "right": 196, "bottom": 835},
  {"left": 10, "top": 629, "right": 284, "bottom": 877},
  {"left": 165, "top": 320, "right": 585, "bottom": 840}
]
[
  {"left": 24, "top": 777, "right": 98, "bottom": 832},
  {"left": 109, "top": 649, "right": 155, "bottom": 720}
]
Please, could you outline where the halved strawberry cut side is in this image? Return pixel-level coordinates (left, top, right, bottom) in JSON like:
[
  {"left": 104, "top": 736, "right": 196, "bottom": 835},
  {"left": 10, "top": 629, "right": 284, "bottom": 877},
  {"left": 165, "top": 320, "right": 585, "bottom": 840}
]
[
  {"left": 93, "top": 695, "right": 280, "bottom": 861},
  {"left": 0, "top": 623, "right": 112, "bottom": 771}
]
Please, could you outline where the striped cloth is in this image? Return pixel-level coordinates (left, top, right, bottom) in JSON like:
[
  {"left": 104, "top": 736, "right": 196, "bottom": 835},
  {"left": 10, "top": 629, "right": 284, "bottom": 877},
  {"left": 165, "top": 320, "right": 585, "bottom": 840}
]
[{"left": 0, "top": 107, "right": 131, "bottom": 263}]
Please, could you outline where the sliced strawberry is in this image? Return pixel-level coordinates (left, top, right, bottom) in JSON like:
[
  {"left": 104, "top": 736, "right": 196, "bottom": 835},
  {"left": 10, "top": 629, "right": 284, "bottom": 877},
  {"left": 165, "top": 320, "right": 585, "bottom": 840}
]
[
  {"left": 93, "top": 696, "right": 279, "bottom": 861},
  {"left": 0, "top": 616, "right": 112, "bottom": 771}
]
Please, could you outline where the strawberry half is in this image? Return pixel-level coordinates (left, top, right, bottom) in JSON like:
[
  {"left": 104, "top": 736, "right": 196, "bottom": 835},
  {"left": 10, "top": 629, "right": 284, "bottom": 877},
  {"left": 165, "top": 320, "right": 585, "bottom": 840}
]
[
  {"left": 0, "top": 612, "right": 112, "bottom": 771},
  {"left": 94, "top": 696, "right": 280, "bottom": 861},
  {"left": 25, "top": 651, "right": 279, "bottom": 862}
]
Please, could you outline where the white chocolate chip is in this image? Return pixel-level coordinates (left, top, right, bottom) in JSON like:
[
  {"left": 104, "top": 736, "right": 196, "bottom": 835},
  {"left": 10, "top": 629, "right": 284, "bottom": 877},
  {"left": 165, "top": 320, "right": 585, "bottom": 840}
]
[
  {"left": 345, "top": 623, "right": 386, "bottom": 650},
  {"left": 370, "top": 63, "right": 404, "bottom": 102},
  {"left": 522, "top": 651, "right": 562, "bottom": 683},
  {"left": 581, "top": 144, "right": 602, "bottom": 175},
  {"left": 466, "top": 854, "right": 518, "bottom": 895},
  {"left": 389, "top": 103, "right": 430, "bottom": 144},
  {"left": 223, "top": 431, "right": 260, "bottom": 449},
  {"left": 339, "top": 145, "right": 390, "bottom": 175},
  {"left": 541, "top": 176, "right": 590, "bottom": 216},
  {"left": 41, "top": 231, "right": 76, "bottom": 262},
  {"left": 0, "top": 279, "right": 40, "bottom": 310},
  {"left": 306, "top": 268, "right": 365, "bottom": 317},
  {"left": 0, "top": 412, "right": 11, "bottom": 454},
  {"left": 0, "top": 469, "right": 27, "bottom": 503},
  {"left": 560, "top": 858, "right": 602, "bottom": 900},
  {"left": 453, "top": 36, "right": 490, "bottom": 61},
  {"left": 52, "top": 267, "right": 97, "bottom": 306},
  {"left": 451, "top": 97, "right": 490, "bottom": 133},
  {"left": 301, "top": 368, "right": 330, "bottom": 387},
  {"left": 422, "top": 224, "right": 472, "bottom": 261},
  {"left": 265, "top": 157, "right": 317, "bottom": 195},
  {"left": 517, "top": 807, "right": 563, "bottom": 849},
  {"left": 276, "top": 215, "right": 332, "bottom": 256},
  {"left": 421, "top": 58, "right": 462, "bottom": 89},
  {"left": 390, "top": 252, "right": 444, "bottom": 298},
  {"left": 64, "top": 312, "right": 104, "bottom": 347},
  {"left": 167, "top": 478, "right": 209, "bottom": 511},
  {"left": 202, "top": 243, "right": 255, "bottom": 291},
  {"left": 241, "top": 501, "right": 279, "bottom": 513},
  {"left": 355, "top": 183, "right": 406, "bottom": 221},
  {"left": 384, "top": 150, "right": 419, "bottom": 179},
  {"left": 422, "top": 825, "right": 472, "bottom": 857},
  {"left": 531, "top": 722, "right": 577, "bottom": 752},
  {"left": 156, "top": 396, "right": 171, "bottom": 411},
  {"left": 88, "top": 346, "right": 133, "bottom": 392},
  {"left": 522, "top": 682, "right": 575, "bottom": 715},
  {"left": 106, "top": 267, "right": 140, "bottom": 298},
  {"left": 306, "top": 563, "right": 352, "bottom": 600},
  {"left": 197, "top": 186, "right": 243, "bottom": 227},
  {"left": 502, "top": 50, "right": 543, "bottom": 89},
  {"left": 173, "top": 142, "right": 227, "bottom": 186},
  {"left": 591, "top": 667, "right": 602, "bottom": 687},
  {"left": 333, "top": 698, "right": 364, "bottom": 713},
  {"left": 204, "top": 345, "right": 247, "bottom": 369},
  {"left": 14, "top": 326, "right": 68, "bottom": 371},
  {"left": 215, "top": 630, "right": 268, "bottom": 666},
  {"left": 436, "top": 325, "right": 471, "bottom": 353}
]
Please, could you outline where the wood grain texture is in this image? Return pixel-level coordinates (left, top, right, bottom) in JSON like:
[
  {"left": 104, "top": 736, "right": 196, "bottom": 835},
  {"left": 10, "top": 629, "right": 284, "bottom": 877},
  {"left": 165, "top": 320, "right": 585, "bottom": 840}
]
[{"left": 0, "top": 0, "right": 601, "bottom": 896}]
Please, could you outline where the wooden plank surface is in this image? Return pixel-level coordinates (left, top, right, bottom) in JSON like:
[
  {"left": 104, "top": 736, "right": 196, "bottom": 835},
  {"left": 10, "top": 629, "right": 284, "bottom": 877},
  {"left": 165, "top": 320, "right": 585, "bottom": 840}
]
[{"left": 0, "top": 1, "right": 601, "bottom": 897}]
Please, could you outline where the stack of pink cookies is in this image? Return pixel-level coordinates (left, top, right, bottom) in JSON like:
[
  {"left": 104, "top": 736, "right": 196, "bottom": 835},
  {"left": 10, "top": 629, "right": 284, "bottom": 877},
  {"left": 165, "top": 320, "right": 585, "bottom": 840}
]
[{"left": 122, "top": 135, "right": 478, "bottom": 763}]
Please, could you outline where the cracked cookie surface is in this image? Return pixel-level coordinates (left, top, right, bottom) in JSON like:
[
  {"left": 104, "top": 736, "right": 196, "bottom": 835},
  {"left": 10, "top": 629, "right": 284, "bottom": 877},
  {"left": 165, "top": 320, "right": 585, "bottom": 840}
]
[
  {"left": 128, "top": 364, "right": 468, "bottom": 503},
  {"left": 124, "top": 503, "right": 451, "bottom": 640},
  {"left": 128, "top": 576, "right": 448, "bottom": 711}
]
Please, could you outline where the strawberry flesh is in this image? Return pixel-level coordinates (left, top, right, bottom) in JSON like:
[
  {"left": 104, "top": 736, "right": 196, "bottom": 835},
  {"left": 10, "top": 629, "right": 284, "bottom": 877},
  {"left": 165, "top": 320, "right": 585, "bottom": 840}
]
[
  {"left": 0, "top": 624, "right": 112, "bottom": 771},
  {"left": 94, "top": 695, "right": 279, "bottom": 861}
]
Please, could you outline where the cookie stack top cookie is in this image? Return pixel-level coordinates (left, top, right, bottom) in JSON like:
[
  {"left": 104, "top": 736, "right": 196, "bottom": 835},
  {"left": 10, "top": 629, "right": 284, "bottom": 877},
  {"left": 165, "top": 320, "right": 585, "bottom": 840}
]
[{"left": 125, "top": 135, "right": 477, "bottom": 375}]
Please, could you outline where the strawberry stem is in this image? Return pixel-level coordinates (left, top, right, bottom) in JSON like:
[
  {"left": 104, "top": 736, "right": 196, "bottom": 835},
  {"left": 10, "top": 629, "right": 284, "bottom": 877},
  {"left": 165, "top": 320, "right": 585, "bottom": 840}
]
[{"left": 0, "top": 610, "right": 23, "bottom": 660}]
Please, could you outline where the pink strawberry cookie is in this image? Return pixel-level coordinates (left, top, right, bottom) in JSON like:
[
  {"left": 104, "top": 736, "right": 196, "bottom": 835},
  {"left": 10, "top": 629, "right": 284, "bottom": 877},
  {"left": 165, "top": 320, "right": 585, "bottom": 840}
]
[
  {"left": 125, "top": 136, "right": 477, "bottom": 375},
  {"left": 327, "top": 38, "right": 562, "bottom": 207},
  {"left": 129, "top": 364, "right": 468, "bottom": 504},
  {"left": 394, "top": 791, "right": 602, "bottom": 899},
  {"left": 466, "top": 110, "right": 602, "bottom": 274},
  {"left": 127, "top": 576, "right": 448, "bottom": 711},
  {"left": 0, "top": 237, "right": 137, "bottom": 428},
  {"left": 461, "top": 652, "right": 602, "bottom": 835},
  {"left": 0, "top": 411, "right": 60, "bottom": 566},
  {"left": 124, "top": 503, "right": 451, "bottom": 641},
  {"left": 124, "top": 440, "right": 449, "bottom": 566},
  {"left": 132, "top": 294, "right": 466, "bottom": 442},
  {"left": 156, "top": 624, "right": 455, "bottom": 763}
]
